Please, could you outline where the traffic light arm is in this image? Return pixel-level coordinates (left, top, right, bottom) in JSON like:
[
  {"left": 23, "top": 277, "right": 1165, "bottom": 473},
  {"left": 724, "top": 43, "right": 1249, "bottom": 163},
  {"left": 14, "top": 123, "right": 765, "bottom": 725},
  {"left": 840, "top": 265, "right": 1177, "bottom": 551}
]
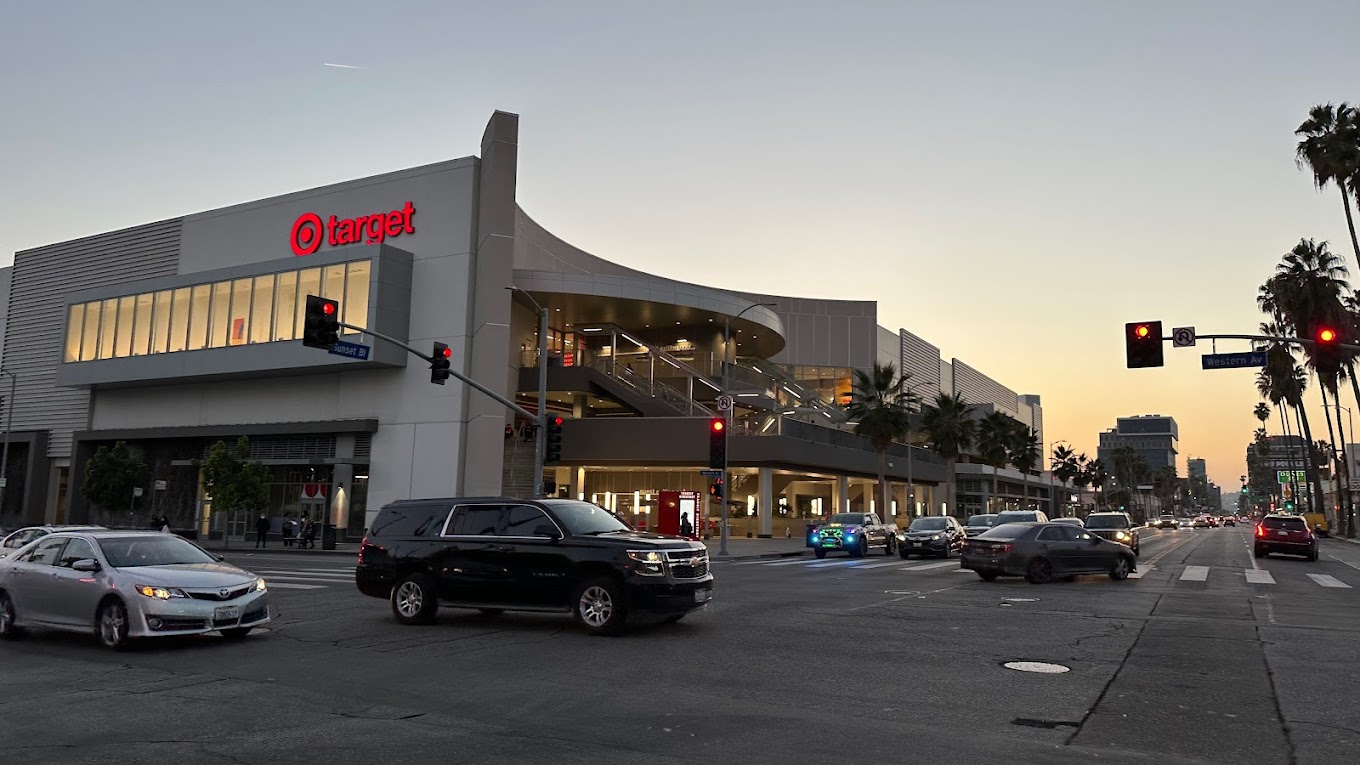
[
  {"left": 1178, "top": 332, "right": 1360, "bottom": 353},
  {"left": 336, "top": 320, "right": 536, "bottom": 420}
]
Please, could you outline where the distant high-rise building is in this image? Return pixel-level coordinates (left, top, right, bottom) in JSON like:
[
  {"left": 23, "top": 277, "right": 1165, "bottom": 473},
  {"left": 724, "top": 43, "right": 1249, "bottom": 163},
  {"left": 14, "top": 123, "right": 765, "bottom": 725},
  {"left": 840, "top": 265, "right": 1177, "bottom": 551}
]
[
  {"left": 1098, "top": 415, "right": 1179, "bottom": 471},
  {"left": 1188, "top": 458, "right": 1207, "bottom": 481}
]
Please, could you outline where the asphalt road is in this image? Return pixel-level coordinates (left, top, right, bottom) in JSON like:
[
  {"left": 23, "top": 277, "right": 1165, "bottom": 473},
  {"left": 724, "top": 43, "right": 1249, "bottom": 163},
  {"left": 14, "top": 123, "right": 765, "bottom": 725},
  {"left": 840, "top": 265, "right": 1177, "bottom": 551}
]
[{"left": 3, "top": 525, "right": 1360, "bottom": 764}]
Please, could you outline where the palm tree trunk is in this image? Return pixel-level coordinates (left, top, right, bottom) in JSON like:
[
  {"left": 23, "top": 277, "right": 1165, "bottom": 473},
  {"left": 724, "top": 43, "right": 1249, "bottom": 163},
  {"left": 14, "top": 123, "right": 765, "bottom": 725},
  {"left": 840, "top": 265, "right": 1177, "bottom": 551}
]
[
  {"left": 1022, "top": 472, "right": 1030, "bottom": 510},
  {"left": 1346, "top": 370, "right": 1360, "bottom": 538},
  {"left": 1277, "top": 406, "right": 1301, "bottom": 511},
  {"left": 1321, "top": 385, "right": 1344, "bottom": 532},
  {"left": 878, "top": 449, "right": 889, "bottom": 521},
  {"left": 947, "top": 459, "right": 957, "bottom": 518},
  {"left": 1292, "top": 406, "right": 1315, "bottom": 515},
  {"left": 991, "top": 466, "right": 999, "bottom": 513},
  {"left": 1297, "top": 403, "right": 1327, "bottom": 522},
  {"left": 1334, "top": 382, "right": 1356, "bottom": 538},
  {"left": 1341, "top": 179, "right": 1360, "bottom": 266}
]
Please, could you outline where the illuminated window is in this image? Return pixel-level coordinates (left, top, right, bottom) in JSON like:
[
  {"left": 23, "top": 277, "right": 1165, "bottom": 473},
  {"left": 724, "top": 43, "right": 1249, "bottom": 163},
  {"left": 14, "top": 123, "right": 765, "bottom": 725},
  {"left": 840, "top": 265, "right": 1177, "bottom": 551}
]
[
  {"left": 295, "top": 268, "right": 321, "bottom": 338},
  {"left": 170, "top": 288, "right": 192, "bottom": 352},
  {"left": 151, "top": 291, "right": 172, "bottom": 354},
  {"left": 274, "top": 271, "right": 297, "bottom": 341},
  {"left": 64, "top": 305, "right": 83, "bottom": 362},
  {"left": 229, "top": 278, "right": 251, "bottom": 346},
  {"left": 98, "top": 299, "right": 118, "bottom": 360},
  {"left": 114, "top": 296, "right": 136, "bottom": 358},
  {"left": 343, "top": 260, "right": 370, "bottom": 329},
  {"left": 209, "top": 282, "right": 231, "bottom": 349},
  {"left": 132, "top": 293, "right": 153, "bottom": 356},
  {"left": 321, "top": 264, "right": 346, "bottom": 304},
  {"left": 188, "top": 285, "right": 211, "bottom": 350},
  {"left": 80, "top": 303, "right": 101, "bottom": 361},
  {"left": 250, "top": 275, "right": 274, "bottom": 344}
]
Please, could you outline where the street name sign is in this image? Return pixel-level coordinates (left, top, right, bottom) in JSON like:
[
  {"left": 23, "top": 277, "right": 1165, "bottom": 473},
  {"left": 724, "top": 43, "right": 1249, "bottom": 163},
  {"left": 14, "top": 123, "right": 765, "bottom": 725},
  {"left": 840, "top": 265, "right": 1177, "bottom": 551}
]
[
  {"left": 1201, "top": 351, "right": 1266, "bottom": 369},
  {"left": 699, "top": 469, "right": 723, "bottom": 477},
  {"left": 329, "top": 340, "right": 372, "bottom": 361}
]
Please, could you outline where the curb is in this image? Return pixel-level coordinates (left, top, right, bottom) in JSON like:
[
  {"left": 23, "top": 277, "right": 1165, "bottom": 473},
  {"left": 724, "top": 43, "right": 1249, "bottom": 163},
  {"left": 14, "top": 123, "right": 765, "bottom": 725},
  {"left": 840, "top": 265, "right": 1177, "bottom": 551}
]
[
  {"left": 710, "top": 550, "right": 809, "bottom": 562},
  {"left": 203, "top": 546, "right": 357, "bottom": 556}
]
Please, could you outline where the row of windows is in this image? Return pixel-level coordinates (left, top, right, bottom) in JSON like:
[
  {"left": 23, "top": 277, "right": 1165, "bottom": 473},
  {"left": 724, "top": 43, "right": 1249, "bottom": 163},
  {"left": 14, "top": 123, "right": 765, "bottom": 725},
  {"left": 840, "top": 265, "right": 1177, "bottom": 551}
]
[{"left": 63, "top": 260, "right": 371, "bottom": 363}]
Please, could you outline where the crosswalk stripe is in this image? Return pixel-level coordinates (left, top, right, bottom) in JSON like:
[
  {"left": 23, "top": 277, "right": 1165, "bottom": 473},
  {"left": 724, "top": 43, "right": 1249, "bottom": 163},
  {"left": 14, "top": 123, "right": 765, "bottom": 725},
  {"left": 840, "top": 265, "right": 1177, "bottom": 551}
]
[
  {"left": 255, "top": 570, "right": 353, "bottom": 579},
  {"left": 806, "top": 559, "right": 867, "bottom": 568},
  {"left": 854, "top": 561, "right": 908, "bottom": 570},
  {"left": 904, "top": 561, "right": 958, "bottom": 572},
  {"left": 1127, "top": 565, "right": 1154, "bottom": 580},
  {"left": 1307, "top": 573, "right": 1352, "bottom": 589},
  {"left": 1180, "top": 566, "right": 1210, "bottom": 582},
  {"left": 260, "top": 574, "right": 353, "bottom": 583},
  {"left": 762, "top": 558, "right": 823, "bottom": 566},
  {"left": 266, "top": 582, "right": 327, "bottom": 590},
  {"left": 1245, "top": 569, "right": 1276, "bottom": 584}
]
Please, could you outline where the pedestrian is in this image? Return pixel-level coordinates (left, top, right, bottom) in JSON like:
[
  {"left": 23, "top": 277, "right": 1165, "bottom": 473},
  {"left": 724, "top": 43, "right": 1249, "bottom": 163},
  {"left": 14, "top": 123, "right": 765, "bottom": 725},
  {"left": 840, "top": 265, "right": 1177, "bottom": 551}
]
[
  {"left": 302, "top": 518, "right": 317, "bottom": 549},
  {"left": 680, "top": 512, "right": 693, "bottom": 538},
  {"left": 159, "top": 516, "right": 171, "bottom": 533},
  {"left": 254, "top": 513, "right": 269, "bottom": 548},
  {"left": 282, "top": 515, "right": 295, "bottom": 548}
]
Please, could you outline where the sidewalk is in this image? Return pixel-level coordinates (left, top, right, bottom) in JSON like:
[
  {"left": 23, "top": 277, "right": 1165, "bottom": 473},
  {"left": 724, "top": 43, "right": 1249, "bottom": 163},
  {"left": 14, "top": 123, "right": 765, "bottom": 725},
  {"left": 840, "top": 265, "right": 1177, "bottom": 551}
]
[{"left": 203, "top": 537, "right": 809, "bottom": 561}]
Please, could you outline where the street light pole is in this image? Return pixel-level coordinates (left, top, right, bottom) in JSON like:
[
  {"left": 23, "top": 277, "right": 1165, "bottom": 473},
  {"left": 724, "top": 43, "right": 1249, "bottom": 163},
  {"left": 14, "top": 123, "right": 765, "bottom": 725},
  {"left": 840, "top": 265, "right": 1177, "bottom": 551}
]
[
  {"left": 719, "top": 302, "right": 775, "bottom": 558},
  {"left": 507, "top": 287, "right": 550, "bottom": 499},
  {"left": 0, "top": 370, "right": 15, "bottom": 515},
  {"left": 1328, "top": 403, "right": 1356, "bottom": 538},
  {"left": 900, "top": 381, "right": 927, "bottom": 520}
]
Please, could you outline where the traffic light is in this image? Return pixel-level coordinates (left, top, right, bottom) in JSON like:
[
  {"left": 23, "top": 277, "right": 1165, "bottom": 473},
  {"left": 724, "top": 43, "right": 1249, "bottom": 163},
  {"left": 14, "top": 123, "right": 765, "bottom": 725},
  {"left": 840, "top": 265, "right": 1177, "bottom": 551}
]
[
  {"left": 709, "top": 478, "right": 724, "bottom": 497},
  {"left": 708, "top": 417, "right": 727, "bottom": 469},
  {"left": 1313, "top": 324, "right": 1343, "bottom": 364},
  {"left": 430, "top": 342, "right": 452, "bottom": 384},
  {"left": 545, "top": 415, "right": 564, "bottom": 465},
  {"left": 1124, "top": 321, "right": 1163, "bottom": 368},
  {"left": 302, "top": 295, "right": 340, "bottom": 349}
]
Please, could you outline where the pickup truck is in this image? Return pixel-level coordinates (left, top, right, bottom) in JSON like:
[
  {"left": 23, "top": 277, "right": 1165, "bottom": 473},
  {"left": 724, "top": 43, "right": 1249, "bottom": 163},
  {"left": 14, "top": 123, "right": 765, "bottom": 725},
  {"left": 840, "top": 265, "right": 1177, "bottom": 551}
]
[{"left": 809, "top": 512, "right": 899, "bottom": 559}]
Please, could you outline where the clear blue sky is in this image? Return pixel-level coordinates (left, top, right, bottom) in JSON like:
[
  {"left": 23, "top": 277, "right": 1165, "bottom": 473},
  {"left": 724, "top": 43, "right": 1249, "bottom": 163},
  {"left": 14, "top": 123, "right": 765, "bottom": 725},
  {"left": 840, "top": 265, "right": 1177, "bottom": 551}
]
[{"left": 3, "top": 0, "right": 1359, "bottom": 487}]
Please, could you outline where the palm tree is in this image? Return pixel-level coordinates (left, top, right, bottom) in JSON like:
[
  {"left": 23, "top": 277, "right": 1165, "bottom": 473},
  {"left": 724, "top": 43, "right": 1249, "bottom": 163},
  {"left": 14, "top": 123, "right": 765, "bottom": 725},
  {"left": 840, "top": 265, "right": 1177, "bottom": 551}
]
[
  {"left": 1008, "top": 425, "right": 1042, "bottom": 510},
  {"left": 844, "top": 362, "right": 914, "bottom": 519},
  {"left": 976, "top": 411, "right": 1015, "bottom": 511},
  {"left": 1253, "top": 402, "right": 1271, "bottom": 427},
  {"left": 920, "top": 392, "right": 975, "bottom": 518},
  {"left": 1296, "top": 103, "right": 1360, "bottom": 265},
  {"left": 1256, "top": 316, "right": 1325, "bottom": 515},
  {"left": 1085, "top": 458, "right": 1109, "bottom": 510}
]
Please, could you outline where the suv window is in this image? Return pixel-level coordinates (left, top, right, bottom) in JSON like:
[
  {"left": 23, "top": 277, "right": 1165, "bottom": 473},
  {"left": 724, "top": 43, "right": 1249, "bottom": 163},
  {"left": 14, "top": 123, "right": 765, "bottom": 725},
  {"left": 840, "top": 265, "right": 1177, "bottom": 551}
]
[
  {"left": 19, "top": 537, "right": 67, "bottom": 566},
  {"left": 371, "top": 504, "right": 450, "bottom": 538},
  {"left": 1263, "top": 517, "right": 1306, "bottom": 530},
  {"left": 503, "top": 505, "right": 556, "bottom": 537},
  {"left": 447, "top": 506, "right": 506, "bottom": 536},
  {"left": 57, "top": 538, "right": 97, "bottom": 567},
  {"left": 996, "top": 512, "right": 1039, "bottom": 524},
  {"left": 1, "top": 530, "right": 32, "bottom": 549}
]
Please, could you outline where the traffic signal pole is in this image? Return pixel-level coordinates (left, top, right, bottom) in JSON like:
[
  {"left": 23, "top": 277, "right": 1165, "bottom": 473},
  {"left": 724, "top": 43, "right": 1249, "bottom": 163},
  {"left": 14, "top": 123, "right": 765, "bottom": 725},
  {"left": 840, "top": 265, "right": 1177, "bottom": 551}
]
[{"left": 337, "top": 320, "right": 536, "bottom": 421}]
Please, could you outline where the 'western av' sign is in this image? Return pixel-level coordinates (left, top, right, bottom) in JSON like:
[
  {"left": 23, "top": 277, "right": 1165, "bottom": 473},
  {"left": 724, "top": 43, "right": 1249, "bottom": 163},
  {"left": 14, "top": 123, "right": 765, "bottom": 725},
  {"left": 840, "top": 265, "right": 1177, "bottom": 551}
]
[{"left": 1201, "top": 352, "right": 1266, "bottom": 369}]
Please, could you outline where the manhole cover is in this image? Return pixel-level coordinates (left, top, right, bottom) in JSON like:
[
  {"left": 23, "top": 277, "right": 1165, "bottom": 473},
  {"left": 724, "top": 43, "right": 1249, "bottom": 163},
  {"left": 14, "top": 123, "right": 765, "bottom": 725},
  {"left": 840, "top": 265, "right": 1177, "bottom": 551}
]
[
  {"left": 1003, "top": 661, "right": 1070, "bottom": 674},
  {"left": 1003, "top": 597, "right": 1039, "bottom": 602}
]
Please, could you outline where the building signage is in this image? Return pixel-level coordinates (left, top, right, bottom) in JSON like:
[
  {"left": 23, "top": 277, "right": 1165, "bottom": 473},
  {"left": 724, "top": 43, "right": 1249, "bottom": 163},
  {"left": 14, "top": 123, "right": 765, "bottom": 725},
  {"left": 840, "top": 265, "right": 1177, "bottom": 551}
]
[
  {"left": 290, "top": 201, "right": 416, "bottom": 256},
  {"left": 1201, "top": 351, "right": 1267, "bottom": 369},
  {"left": 328, "top": 340, "right": 371, "bottom": 361},
  {"left": 1277, "top": 470, "right": 1307, "bottom": 484}
]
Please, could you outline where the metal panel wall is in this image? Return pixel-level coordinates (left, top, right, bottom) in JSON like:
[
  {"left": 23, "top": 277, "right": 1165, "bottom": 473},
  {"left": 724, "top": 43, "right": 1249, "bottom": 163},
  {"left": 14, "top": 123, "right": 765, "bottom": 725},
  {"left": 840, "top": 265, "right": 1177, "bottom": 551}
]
[
  {"left": 950, "top": 359, "right": 1020, "bottom": 416},
  {"left": 5, "top": 219, "right": 182, "bottom": 457},
  {"left": 899, "top": 329, "right": 942, "bottom": 403}
]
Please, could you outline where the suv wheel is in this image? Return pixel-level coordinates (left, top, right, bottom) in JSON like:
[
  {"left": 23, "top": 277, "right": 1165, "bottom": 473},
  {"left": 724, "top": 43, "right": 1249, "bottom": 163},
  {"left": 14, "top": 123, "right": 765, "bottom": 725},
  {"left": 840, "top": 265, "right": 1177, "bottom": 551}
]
[
  {"left": 814, "top": 548, "right": 827, "bottom": 560},
  {"left": 885, "top": 537, "right": 896, "bottom": 556},
  {"left": 0, "top": 592, "right": 22, "bottom": 639},
  {"left": 1109, "top": 556, "right": 1131, "bottom": 581},
  {"left": 391, "top": 573, "right": 438, "bottom": 625},
  {"left": 1253, "top": 547, "right": 1265, "bottom": 559},
  {"left": 574, "top": 577, "right": 627, "bottom": 636}
]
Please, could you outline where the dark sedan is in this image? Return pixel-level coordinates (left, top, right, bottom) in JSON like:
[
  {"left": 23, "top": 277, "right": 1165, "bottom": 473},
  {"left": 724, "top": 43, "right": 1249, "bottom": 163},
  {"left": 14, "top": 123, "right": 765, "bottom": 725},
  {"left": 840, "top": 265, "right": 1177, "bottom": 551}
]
[
  {"left": 961, "top": 522, "right": 1138, "bottom": 584},
  {"left": 897, "top": 516, "right": 965, "bottom": 559}
]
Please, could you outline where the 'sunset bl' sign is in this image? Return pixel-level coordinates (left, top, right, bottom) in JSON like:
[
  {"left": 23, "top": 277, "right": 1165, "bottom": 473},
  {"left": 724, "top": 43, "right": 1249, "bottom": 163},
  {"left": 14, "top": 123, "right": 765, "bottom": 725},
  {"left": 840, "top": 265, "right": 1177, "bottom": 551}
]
[{"left": 290, "top": 201, "right": 416, "bottom": 256}]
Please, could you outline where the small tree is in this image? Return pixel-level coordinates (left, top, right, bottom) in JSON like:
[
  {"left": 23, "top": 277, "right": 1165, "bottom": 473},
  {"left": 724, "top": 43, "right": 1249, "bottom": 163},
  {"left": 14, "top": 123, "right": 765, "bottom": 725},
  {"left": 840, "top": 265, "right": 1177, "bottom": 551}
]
[
  {"left": 81, "top": 441, "right": 151, "bottom": 520},
  {"left": 198, "top": 437, "right": 271, "bottom": 532}
]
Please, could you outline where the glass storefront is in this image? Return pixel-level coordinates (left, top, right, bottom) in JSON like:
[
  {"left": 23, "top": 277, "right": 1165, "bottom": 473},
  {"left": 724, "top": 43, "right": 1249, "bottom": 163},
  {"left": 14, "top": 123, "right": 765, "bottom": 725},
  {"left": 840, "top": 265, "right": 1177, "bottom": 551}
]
[{"left": 62, "top": 259, "right": 372, "bottom": 363}]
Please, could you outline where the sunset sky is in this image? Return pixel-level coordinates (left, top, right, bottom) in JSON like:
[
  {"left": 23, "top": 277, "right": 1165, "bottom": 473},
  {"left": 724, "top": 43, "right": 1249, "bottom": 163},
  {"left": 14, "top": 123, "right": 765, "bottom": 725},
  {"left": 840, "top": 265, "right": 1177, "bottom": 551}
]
[{"left": 4, "top": 1, "right": 1359, "bottom": 488}]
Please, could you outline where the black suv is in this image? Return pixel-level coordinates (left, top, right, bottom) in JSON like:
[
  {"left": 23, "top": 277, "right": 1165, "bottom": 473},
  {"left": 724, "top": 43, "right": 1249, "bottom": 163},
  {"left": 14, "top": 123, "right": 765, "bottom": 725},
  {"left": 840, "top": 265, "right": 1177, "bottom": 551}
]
[{"left": 355, "top": 497, "right": 714, "bottom": 635}]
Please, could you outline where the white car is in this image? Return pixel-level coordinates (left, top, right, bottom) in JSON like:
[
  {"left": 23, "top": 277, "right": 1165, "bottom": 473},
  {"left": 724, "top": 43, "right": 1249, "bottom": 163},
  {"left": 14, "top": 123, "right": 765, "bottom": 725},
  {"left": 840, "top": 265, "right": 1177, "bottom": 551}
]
[
  {"left": 0, "top": 530, "right": 270, "bottom": 650},
  {"left": 1, "top": 525, "right": 106, "bottom": 559}
]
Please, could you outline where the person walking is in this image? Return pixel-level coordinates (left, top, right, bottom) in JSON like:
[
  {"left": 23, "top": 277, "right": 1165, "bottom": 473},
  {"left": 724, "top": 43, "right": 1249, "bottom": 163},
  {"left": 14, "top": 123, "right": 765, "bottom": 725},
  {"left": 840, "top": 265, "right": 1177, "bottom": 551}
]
[
  {"left": 254, "top": 514, "right": 270, "bottom": 548},
  {"left": 301, "top": 518, "right": 317, "bottom": 549},
  {"left": 282, "top": 515, "right": 296, "bottom": 548}
]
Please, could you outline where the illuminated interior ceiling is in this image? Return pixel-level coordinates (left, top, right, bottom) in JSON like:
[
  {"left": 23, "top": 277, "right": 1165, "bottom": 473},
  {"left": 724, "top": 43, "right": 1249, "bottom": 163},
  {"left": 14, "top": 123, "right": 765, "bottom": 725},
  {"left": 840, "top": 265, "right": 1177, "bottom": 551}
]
[{"left": 523, "top": 292, "right": 786, "bottom": 359}]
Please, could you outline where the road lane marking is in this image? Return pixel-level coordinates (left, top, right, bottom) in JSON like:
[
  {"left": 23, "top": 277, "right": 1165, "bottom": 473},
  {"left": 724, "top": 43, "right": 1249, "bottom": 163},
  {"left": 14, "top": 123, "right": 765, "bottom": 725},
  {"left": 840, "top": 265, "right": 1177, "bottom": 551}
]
[
  {"left": 1180, "top": 566, "right": 1210, "bottom": 582},
  {"left": 903, "top": 561, "right": 959, "bottom": 572},
  {"left": 265, "top": 582, "right": 327, "bottom": 590},
  {"left": 258, "top": 575, "right": 353, "bottom": 583},
  {"left": 254, "top": 570, "right": 354, "bottom": 578},
  {"left": 1307, "top": 574, "right": 1352, "bottom": 588},
  {"left": 1245, "top": 569, "right": 1276, "bottom": 584},
  {"left": 755, "top": 558, "right": 822, "bottom": 566},
  {"left": 1326, "top": 555, "right": 1360, "bottom": 572},
  {"left": 1127, "top": 565, "right": 1154, "bottom": 579},
  {"left": 806, "top": 559, "right": 866, "bottom": 568},
  {"left": 854, "top": 561, "right": 909, "bottom": 570}
]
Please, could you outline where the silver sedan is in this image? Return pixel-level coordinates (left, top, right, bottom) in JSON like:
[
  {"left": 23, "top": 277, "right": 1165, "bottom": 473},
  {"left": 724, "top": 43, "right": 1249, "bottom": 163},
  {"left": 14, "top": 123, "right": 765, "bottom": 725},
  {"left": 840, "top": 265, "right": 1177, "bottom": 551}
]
[{"left": 0, "top": 530, "right": 270, "bottom": 650}]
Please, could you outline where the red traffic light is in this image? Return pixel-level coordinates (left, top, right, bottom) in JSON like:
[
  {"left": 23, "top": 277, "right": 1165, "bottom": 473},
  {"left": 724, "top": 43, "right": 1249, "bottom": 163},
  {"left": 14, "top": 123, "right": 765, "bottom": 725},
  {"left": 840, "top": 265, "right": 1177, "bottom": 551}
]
[
  {"left": 1135, "top": 324, "right": 1151, "bottom": 339},
  {"left": 553, "top": 416, "right": 564, "bottom": 426},
  {"left": 439, "top": 345, "right": 452, "bottom": 358},
  {"left": 711, "top": 419, "right": 724, "bottom": 432},
  {"left": 322, "top": 301, "right": 336, "bottom": 316},
  {"left": 1318, "top": 327, "right": 1338, "bottom": 344}
]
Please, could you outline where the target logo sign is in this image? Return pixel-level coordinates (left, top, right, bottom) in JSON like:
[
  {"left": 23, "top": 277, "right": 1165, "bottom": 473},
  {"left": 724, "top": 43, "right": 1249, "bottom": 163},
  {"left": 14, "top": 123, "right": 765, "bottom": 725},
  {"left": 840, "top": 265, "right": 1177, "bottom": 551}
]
[{"left": 290, "top": 201, "right": 416, "bottom": 256}]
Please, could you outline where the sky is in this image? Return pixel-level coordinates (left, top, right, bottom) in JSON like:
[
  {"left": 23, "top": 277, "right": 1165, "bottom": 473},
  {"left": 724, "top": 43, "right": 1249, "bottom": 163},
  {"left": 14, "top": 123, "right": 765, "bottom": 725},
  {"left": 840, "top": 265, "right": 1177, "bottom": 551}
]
[{"left": 3, "top": 0, "right": 1359, "bottom": 489}]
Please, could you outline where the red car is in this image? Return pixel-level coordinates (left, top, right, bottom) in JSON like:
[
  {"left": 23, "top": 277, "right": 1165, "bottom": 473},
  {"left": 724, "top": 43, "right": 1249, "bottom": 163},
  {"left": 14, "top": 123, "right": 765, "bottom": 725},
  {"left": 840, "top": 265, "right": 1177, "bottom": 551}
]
[{"left": 1254, "top": 514, "right": 1318, "bottom": 561}]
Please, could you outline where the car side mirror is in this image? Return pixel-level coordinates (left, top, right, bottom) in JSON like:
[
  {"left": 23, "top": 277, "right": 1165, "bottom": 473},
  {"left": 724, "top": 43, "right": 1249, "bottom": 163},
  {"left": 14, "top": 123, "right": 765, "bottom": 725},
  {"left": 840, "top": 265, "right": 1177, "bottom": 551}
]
[
  {"left": 71, "top": 558, "right": 100, "bottom": 572},
  {"left": 213, "top": 554, "right": 225, "bottom": 562},
  {"left": 534, "top": 524, "right": 562, "bottom": 541}
]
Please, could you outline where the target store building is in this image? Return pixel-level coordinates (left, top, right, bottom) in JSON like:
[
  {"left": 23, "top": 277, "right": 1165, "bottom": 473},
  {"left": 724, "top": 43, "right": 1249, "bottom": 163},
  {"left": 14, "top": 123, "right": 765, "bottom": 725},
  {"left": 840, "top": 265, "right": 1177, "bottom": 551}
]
[{"left": 1, "top": 111, "right": 1057, "bottom": 541}]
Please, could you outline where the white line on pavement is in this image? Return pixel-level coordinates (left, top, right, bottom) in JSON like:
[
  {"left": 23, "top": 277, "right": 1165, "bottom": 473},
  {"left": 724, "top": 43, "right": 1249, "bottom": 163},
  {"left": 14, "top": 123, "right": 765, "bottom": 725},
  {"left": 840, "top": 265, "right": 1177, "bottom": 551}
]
[
  {"left": 1307, "top": 573, "right": 1352, "bottom": 589},
  {"left": 1245, "top": 569, "right": 1276, "bottom": 584},
  {"left": 254, "top": 570, "right": 354, "bottom": 578},
  {"left": 1180, "top": 566, "right": 1210, "bottom": 582},
  {"left": 853, "top": 561, "right": 909, "bottom": 570},
  {"left": 259, "top": 574, "right": 353, "bottom": 583},
  {"left": 266, "top": 582, "right": 327, "bottom": 590},
  {"left": 903, "top": 561, "right": 959, "bottom": 572},
  {"left": 1127, "top": 565, "right": 1155, "bottom": 579},
  {"left": 806, "top": 559, "right": 868, "bottom": 568}
]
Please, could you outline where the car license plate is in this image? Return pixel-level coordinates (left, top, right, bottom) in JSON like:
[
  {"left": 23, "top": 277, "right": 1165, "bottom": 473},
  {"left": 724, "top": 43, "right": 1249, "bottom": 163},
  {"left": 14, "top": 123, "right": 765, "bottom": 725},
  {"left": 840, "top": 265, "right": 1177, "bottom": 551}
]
[
  {"left": 1278, "top": 531, "right": 1288, "bottom": 536},
  {"left": 215, "top": 606, "right": 240, "bottom": 620},
  {"left": 693, "top": 590, "right": 711, "bottom": 604},
  {"left": 823, "top": 540, "right": 837, "bottom": 547}
]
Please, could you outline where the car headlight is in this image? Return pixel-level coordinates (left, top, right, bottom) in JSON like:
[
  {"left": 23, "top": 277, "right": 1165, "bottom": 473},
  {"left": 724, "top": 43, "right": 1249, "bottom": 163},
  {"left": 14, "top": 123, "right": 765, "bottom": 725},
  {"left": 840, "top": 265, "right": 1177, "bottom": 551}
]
[
  {"left": 256, "top": 577, "right": 267, "bottom": 592},
  {"left": 1115, "top": 531, "right": 1129, "bottom": 540},
  {"left": 135, "top": 584, "right": 189, "bottom": 600},
  {"left": 932, "top": 534, "right": 943, "bottom": 541},
  {"left": 627, "top": 550, "right": 666, "bottom": 576}
]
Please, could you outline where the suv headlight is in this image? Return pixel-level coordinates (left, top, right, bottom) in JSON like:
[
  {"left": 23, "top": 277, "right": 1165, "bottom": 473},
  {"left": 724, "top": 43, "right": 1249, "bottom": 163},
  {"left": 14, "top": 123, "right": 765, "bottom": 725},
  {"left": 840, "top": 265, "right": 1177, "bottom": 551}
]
[
  {"left": 135, "top": 584, "right": 189, "bottom": 600},
  {"left": 931, "top": 534, "right": 943, "bottom": 541},
  {"left": 256, "top": 577, "right": 267, "bottom": 592},
  {"left": 1115, "top": 531, "right": 1129, "bottom": 541},
  {"left": 627, "top": 550, "right": 666, "bottom": 576}
]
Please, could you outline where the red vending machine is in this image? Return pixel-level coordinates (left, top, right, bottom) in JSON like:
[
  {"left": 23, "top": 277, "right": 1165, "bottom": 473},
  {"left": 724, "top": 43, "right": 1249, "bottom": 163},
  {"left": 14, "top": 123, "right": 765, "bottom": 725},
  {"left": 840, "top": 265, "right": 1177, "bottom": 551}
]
[{"left": 657, "top": 491, "right": 681, "bottom": 536}]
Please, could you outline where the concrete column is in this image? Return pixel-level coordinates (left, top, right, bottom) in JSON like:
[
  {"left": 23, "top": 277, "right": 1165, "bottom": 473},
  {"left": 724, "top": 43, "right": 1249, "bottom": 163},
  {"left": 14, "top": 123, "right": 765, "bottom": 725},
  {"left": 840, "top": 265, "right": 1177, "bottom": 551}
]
[
  {"left": 327, "top": 463, "right": 354, "bottom": 548},
  {"left": 570, "top": 466, "right": 586, "bottom": 500},
  {"left": 758, "top": 467, "right": 773, "bottom": 538},
  {"left": 572, "top": 394, "right": 588, "bottom": 418},
  {"left": 836, "top": 475, "right": 849, "bottom": 514}
]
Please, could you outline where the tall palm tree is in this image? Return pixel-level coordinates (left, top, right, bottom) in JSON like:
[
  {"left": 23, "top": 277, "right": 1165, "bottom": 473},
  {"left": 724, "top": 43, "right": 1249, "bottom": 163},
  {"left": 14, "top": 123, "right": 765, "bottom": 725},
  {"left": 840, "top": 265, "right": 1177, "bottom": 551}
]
[
  {"left": 1296, "top": 103, "right": 1360, "bottom": 265},
  {"left": 1085, "top": 458, "right": 1109, "bottom": 510},
  {"left": 845, "top": 362, "right": 914, "bottom": 519},
  {"left": 1256, "top": 316, "right": 1325, "bottom": 515},
  {"left": 920, "top": 392, "right": 975, "bottom": 518},
  {"left": 1253, "top": 402, "right": 1271, "bottom": 427},
  {"left": 976, "top": 411, "right": 1015, "bottom": 511},
  {"left": 1008, "top": 425, "right": 1042, "bottom": 510}
]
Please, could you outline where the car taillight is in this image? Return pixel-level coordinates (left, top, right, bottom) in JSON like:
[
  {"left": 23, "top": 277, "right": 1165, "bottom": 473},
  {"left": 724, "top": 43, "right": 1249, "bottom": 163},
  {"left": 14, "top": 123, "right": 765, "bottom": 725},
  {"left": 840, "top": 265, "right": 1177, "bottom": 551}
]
[
  {"left": 1255, "top": 524, "right": 1265, "bottom": 538},
  {"left": 358, "top": 536, "right": 384, "bottom": 564},
  {"left": 996, "top": 543, "right": 1013, "bottom": 553}
]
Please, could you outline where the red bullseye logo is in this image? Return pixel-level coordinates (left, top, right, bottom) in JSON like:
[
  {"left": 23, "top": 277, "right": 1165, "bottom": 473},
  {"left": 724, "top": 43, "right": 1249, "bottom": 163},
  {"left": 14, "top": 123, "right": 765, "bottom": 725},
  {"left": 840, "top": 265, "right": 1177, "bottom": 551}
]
[{"left": 291, "top": 212, "right": 324, "bottom": 256}]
